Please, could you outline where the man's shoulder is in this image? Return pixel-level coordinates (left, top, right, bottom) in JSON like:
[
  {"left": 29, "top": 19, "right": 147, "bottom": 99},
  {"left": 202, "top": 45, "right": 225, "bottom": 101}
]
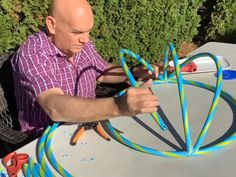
[
  {"left": 12, "top": 34, "right": 50, "bottom": 67},
  {"left": 16, "top": 31, "right": 52, "bottom": 60},
  {"left": 82, "top": 41, "right": 96, "bottom": 52},
  {"left": 81, "top": 41, "right": 100, "bottom": 58},
  {"left": 79, "top": 41, "right": 107, "bottom": 67}
]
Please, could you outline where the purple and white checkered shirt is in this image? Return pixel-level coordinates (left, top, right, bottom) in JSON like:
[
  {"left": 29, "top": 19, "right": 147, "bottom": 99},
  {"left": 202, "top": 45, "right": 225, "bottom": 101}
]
[{"left": 11, "top": 29, "right": 108, "bottom": 135}]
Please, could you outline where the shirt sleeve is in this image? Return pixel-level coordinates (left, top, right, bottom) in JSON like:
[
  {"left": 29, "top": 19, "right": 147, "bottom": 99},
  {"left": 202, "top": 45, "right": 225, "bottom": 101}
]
[
  {"left": 86, "top": 41, "right": 108, "bottom": 79},
  {"left": 15, "top": 52, "right": 60, "bottom": 98}
]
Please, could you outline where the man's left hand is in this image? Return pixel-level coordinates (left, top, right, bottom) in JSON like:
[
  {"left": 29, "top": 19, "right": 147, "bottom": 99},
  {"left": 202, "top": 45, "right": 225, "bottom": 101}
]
[{"left": 132, "top": 64, "right": 160, "bottom": 81}]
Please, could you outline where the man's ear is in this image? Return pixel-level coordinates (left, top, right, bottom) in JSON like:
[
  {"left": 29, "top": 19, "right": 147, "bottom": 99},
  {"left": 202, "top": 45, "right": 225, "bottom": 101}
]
[{"left": 46, "top": 16, "right": 56, "bottom": 35}]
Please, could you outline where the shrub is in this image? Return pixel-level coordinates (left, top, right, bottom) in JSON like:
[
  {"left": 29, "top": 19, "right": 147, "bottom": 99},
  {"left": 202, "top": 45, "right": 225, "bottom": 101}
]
[
  {"left": 0, "top": 0, "right": 50, "bottom": 54},
  {"left": 0, "top": 12, "right": 16, "bottom": 54},
  {"left": 1, "top": 0, "right": 205, "bottom": 64},
  {"left": 206, "top": 0, "right": 236, "bottom": 43},
  {"left": 89, "top": 0, "right": 205, "bottom": 64}
]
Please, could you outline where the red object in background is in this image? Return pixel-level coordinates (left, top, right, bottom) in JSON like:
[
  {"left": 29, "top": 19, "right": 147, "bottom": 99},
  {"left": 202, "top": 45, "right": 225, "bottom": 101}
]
[
  {"left": 3, "top": 151, "right": 29, "bottom": 177},
  {"left": 170, "top": 62, "right": 198, "bottom": 72}
]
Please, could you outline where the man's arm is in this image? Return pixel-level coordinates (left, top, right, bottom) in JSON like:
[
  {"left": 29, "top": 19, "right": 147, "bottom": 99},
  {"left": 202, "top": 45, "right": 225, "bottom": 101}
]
[
  {"left": 37, "top": 80, "right": 158, "bottom": 123},
  {"left": 98, "top": 63, "right": 160, "bottom": 84},
  {"left": 98, "top": 63, "right": 128, "bottom": 83}
]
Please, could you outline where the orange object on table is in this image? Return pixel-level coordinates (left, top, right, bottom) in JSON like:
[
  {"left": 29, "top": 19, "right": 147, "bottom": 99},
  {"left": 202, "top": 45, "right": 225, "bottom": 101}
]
[
  {"left": 3, "top": 151, "right": 29, "bottom": 177},
  {"left": 71, "top": 122, "right": 110, "bottom": 145}
]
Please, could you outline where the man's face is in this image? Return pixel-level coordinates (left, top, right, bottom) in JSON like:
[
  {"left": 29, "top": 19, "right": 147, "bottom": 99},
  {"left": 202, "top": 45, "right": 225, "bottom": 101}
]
[{"left": 52, "top": 11, "right": 94, "bottom": 57}]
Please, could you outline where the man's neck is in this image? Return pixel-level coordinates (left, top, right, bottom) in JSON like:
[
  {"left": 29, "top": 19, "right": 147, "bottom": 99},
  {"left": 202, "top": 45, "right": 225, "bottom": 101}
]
[
  {"left": 68, "top": 56, "right": 75, "bottom": 63},
  {"left": 45, "top": 28, "right": 77, "bottom": 63}
]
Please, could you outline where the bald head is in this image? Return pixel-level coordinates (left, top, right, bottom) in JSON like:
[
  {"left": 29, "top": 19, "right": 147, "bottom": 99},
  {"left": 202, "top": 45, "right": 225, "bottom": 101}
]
[
  {"left": 49, "top": 0, "right": 93, "bottom": 22},
  {"left": 46, "top": 0, "right": 94, "bottom": 57}
]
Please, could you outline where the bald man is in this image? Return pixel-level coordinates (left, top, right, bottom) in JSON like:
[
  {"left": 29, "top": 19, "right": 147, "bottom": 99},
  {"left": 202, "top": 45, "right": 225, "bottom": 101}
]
[{"left": 11, "top": 0, "right": 159, "bottom": 135}]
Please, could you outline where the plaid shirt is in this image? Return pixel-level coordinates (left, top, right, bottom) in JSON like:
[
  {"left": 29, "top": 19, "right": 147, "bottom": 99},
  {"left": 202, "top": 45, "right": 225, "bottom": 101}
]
[{"left": 11, "top": 29, "right": 108, "bottom": 135}]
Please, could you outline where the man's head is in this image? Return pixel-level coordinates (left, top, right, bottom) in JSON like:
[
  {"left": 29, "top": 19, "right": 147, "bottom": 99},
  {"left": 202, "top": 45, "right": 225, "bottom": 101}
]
[{"left": 46, "top": 0, "right": 94, "bottom": 58}]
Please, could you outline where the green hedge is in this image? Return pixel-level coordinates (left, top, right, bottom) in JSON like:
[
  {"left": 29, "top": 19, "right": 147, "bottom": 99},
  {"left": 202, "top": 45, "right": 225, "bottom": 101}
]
[
  {"left": 89, "top": 0, "right": 204, "bottom": 63},
  {"left": 0, "top": 0, "right": 49, "bottom": 54},
  {"left": 0, "top": 0, "right": 205, "bottom": 63},
  {"left": 206, "top": 0, "right": 236, "bottom": 43},
  {"left": 0, "top": 11, "right": 15, "bottom": 54},
  {"left": 0, "top": 0, "right": 213, "bottom": 64}
]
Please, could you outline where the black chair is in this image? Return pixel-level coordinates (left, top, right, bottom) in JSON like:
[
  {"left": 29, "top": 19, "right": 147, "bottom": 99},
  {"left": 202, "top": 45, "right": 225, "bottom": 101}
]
[{"left": 0, "top": 53, "right": 28, "bottom": 158}]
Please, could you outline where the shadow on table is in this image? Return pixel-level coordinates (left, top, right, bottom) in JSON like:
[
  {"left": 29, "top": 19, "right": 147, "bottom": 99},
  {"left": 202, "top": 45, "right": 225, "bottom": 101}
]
[
  {"left": 132, "top": 105, "right": 186, "bottom": 151},
  {"left": 201, "top": 95, "right": 236, "bottom": 149},
  {"left": 103, "top": 96, "right": 236, "bottom": 153}
]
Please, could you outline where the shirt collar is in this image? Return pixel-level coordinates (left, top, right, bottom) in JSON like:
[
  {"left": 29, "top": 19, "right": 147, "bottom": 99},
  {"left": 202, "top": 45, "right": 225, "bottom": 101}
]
[{"left": 39, "top": 28, "right": 67, "bottom": 57}]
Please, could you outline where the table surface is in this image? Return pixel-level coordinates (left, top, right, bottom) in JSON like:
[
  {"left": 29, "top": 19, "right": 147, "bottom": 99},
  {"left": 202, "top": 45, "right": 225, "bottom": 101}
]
[{"left": 1, "top": 42, "right": 236, "bottom": 177}]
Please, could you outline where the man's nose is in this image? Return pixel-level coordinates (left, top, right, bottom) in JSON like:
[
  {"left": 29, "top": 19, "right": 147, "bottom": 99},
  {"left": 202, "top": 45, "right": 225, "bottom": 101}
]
[{"left": 79, "top": 33, "right": 90, "bottom": 44}]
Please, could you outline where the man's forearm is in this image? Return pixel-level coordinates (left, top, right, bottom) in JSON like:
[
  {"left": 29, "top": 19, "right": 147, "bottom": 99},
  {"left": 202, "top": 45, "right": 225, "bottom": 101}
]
[
  {"left": 41, "top": 93, "right": 121, "bottom": 123},
  {"left": 99, "top": 63, "right": 129, "bottom": 83}
]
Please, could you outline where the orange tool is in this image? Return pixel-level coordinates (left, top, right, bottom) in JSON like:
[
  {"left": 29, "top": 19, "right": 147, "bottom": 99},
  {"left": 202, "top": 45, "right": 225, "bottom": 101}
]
[{"left": 71, "top": 122, "right": 110, "bottom": 145}]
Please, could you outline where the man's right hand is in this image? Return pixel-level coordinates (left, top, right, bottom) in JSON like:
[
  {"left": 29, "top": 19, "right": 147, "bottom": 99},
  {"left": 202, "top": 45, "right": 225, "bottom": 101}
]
[{"left": 115, "top": 79, "right": 159, "bottom": 116}]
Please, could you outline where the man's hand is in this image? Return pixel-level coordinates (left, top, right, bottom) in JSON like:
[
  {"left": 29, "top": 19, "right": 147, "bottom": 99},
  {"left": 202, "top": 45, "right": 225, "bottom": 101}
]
[
  {"left": 132, "top": 64, "right": 160, "bottom": 81},
  {"left": 115, "top": 79, "right": 159, "bottom": 116},
  {"left": 132, "top": 63, "right": 173, "bottom": 81}
]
